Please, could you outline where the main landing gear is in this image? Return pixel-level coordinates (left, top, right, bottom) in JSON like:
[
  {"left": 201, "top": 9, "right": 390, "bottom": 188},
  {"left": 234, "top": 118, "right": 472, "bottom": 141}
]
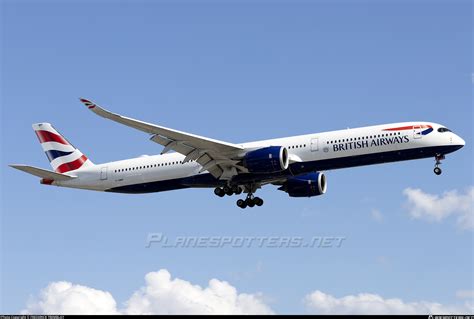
[
  {"left": 214, "top": 185, "right": 264, "bottom": 209},
  {"left": 434, "top": 154, "right": 445, "bottom": 175},
  {"left": 214, "top": 185, "right": 242, "bottom": 197},
  {"left": 236, "top": 194, "right": 264, "bottom": 209}
]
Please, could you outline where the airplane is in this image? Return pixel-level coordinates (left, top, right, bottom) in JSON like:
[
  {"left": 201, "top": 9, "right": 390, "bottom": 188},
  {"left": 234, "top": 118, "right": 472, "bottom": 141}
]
[{"left": 10, "top": 98, "right": 465, "bottom": 209}]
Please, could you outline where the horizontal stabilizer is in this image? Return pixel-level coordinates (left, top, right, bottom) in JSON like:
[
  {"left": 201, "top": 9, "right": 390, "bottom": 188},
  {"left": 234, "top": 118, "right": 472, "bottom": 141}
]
[{"left": 9, "top": 164, "right": 76, "bottom": 180}]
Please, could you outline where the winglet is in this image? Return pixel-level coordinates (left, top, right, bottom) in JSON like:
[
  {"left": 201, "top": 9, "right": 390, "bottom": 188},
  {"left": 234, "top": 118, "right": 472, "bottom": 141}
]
[
  {"left": 79, "top": 98, "right": 96, "bottom": 109},
  {"left": 79, "top": 98, "right": 119, "bottom": 121}
]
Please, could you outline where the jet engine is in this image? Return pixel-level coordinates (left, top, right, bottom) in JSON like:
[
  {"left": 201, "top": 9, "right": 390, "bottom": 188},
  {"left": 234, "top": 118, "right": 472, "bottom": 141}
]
[
  {"left": 242, "top": 146, "right": 289, "bottom": 173},
  {"left": 278, "top": 172, "right": 327, "bottom": 197}
]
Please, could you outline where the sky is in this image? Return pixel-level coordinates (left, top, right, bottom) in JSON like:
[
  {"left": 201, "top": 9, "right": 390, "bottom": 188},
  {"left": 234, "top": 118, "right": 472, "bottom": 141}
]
[{"left": 1, "top": 0, "right": 473, "bottom": 314}]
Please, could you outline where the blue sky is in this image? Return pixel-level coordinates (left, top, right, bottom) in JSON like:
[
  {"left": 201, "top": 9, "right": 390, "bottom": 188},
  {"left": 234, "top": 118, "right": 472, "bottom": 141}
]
[{"left": 1, "top": 0, "right": 472, "bottom": 314}]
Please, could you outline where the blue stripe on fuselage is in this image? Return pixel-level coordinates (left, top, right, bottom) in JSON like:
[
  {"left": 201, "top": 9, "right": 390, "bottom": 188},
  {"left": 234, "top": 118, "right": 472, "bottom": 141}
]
[
  {"left": 105, "top": 145, "right": 463, "bottom": 194},
  {"left": 421, "top": 128, "right": 433, "bottom": 135}
]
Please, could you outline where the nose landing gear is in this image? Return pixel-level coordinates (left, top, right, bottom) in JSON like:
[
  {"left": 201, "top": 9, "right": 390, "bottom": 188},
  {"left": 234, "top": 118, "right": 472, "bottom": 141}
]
[{"left": 434, "top": 154, "right": 445, "bottom": 175}]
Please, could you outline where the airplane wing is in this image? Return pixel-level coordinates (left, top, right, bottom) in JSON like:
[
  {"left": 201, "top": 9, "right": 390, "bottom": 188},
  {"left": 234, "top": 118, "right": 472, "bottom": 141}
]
[
  {"left": 9, "top": 164, "right": 77, "bottom": 180},
  {"left": 80, "top": 98, "right": 246, "bottom": 179}
]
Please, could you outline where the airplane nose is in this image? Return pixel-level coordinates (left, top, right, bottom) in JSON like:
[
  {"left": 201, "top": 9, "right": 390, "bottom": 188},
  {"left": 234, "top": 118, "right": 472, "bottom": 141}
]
[{"left": 455, "top": 134, "right": 465, "bottom": 147}]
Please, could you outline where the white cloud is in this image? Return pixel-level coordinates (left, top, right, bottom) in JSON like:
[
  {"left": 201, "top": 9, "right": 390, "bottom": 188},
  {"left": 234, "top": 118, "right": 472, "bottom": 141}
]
[
  {"left": 20, "top": 270, "right": 473, "bottom": 315},
  {"left": 304, "top": 290, "right": 473, "bottom": 315},
  {"left": 403, "top": 187, "right": 474, "bottom": 230},
  {"left": 22, "top": 281, "right": 119, "bottom": 315},
  {"left": 124, "top": 269, "right": 273, "bottom": 315},
  {"left": 22, "top": 269, "right": 274, "bottom": 315}
]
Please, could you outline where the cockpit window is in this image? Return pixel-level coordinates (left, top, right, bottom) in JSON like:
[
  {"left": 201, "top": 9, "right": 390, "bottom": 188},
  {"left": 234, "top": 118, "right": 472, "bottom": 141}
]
[{"left": 438, "top": 127, "right": 452, "bottom": 133}]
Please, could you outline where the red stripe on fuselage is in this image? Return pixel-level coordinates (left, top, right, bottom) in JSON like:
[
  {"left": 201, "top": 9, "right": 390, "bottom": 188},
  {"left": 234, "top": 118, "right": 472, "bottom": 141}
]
[
  {"left": 55, "top": 155, "right": 88, "bottom": 173},
  {"left": 383, "top": 125, "right": 432, "bottom": 131},
  {"left": 35, "top": 130, "right": 69, "bottom": 145},
  {"left": 383, "top": 125, "right": 414, "bottom": 131}
]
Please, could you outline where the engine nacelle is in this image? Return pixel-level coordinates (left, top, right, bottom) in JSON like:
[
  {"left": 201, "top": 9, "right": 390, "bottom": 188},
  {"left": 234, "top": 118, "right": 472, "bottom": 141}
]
[
  {"left": 279, "top": 172, "right": 327, "bottom": 197},
  {"left": 243, "top": 146, "right": 289, "bottom": 173}
]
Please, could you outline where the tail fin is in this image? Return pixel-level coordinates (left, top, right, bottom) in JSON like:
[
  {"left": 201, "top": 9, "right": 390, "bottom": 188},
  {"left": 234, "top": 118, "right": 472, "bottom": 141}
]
[{"left": 32, "top": 123, "right": 94, "bottom": 173}]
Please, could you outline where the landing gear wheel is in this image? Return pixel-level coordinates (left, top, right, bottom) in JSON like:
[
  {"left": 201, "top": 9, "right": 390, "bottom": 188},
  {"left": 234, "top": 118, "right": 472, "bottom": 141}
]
[
  {"left": 214, "top": 187, "right": 225, "bottom": 197},
  {"left": 434, "top": 167, "right": 442, "bottom": 175},
  {"left": 236, "top": 199, "right": 247, "bottom": 209},
  {"left": 223, "top": 185, "right": 232, "bottom": 195},
  {"left": 238, "top": 184, "right": 263, "bottom": 208},
  {"left": 246, "top": 198, "right": 255, "bottom": 208}
]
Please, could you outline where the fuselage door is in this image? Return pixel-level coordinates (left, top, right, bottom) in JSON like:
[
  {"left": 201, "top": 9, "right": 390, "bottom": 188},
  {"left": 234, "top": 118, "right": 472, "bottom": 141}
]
[
  {"left": 311, "top": 138, "right": 319, "bottom": 151},
  {"left": 413, "top": 125, "right": 423, "bottom": 139},
  {"left": 100, "top": 167, "right": 108, "bottom": 180}
]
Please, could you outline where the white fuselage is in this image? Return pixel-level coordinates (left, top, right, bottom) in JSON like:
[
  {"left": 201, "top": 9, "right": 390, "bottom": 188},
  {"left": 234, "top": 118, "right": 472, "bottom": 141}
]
[{"left": 53, "top": 122, "right": 465, "bottom": 193}]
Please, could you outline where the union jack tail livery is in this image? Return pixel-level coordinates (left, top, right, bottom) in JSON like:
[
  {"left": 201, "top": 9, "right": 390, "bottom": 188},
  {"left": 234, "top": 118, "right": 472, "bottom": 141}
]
[{"left": 32, "top": 123, "right": 94, "bottom": 173}]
